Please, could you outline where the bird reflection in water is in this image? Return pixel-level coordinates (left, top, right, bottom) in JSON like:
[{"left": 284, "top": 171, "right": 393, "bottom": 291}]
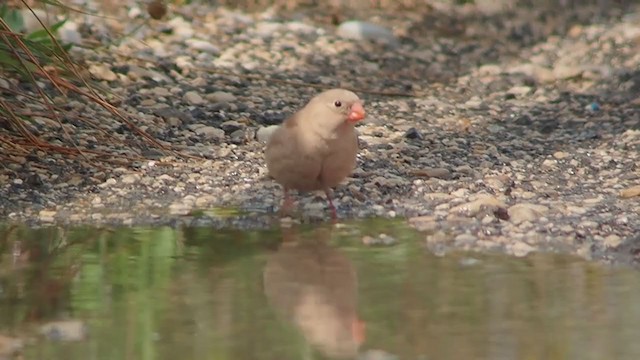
[{"left": 263, "top": 226, "right": 366, "bottom": 359}]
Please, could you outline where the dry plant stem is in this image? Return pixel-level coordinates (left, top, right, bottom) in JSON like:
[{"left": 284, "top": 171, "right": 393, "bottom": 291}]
[
  {"left": 0, "top": 24, "right": 88, "bottom": 160},
  {"left": 15, "top": 1, "right": 179, "bottom": 156},
  {"left": 0, "top": 133, "right": 29, "bottom": 154}
]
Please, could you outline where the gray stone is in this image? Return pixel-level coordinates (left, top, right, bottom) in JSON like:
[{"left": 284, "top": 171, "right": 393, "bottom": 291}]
[
  {"left": 337, "top": 21, "right": 398, "bottom": 45},
  {"left": 194, "top": 126, "right": 225, "bottom": 140},
  {"left": 508, "top": 203, "right": 549, "bottom": 224}
]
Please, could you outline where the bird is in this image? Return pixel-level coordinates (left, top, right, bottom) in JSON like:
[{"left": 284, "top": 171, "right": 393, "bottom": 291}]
[
  {"left": 263, "top": 226, "right": 366, "bottom": 358},
  {"left": 264, "top": 88, "right": 366, "bottom": 219}
]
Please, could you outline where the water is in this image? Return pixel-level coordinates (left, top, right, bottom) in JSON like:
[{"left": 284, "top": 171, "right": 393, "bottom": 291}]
[{"left": 1, "top": 220, "right": 640, "bottom": 360}]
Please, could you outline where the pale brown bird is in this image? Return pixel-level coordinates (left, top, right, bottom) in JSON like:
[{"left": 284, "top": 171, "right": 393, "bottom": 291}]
[
  {"left": 263, "top": 227, "right": 366, "bottom": 358},
  {"left": 264, "top": 89, "right": 366, "bottom": 219}
]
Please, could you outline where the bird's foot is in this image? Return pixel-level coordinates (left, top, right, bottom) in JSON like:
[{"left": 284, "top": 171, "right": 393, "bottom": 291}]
[
  {"left": 324, "top": 189, "right": 338, "bottom": 221},
  {"left": 278, "top": 189, "right": 295, "bottom": 217}
]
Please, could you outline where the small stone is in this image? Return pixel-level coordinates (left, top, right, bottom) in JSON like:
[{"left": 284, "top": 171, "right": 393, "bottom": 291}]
[
  {"left": 579, "top": 220, "right": 598, "bottom": 229},
  {"left": 508, "top": 203, "right": 549, "bottom": 224},
  {"left": 206, "top": 91, "right": 236, "bottom": 103},
  {"left": 337, "top": 21, "right": 398, "bottom": 45},
  {"left": 147, "top": 0, "right": 167, "bottom": 19},
  {"left": 604, "top": 234, "right": 622, "bottom": 248},
  {"left": 89, "top": 64, "right": 117, "bottom": 82},
  {"left": 507, "top": 86, "right": 532, "bottom": 96},
  {"left": 169, "top": 202, "right": 191, "bottom": 215},
  {"left": 541, "top": 159, "right": 557, "bottom": 167},
  {"left": 459, "top": 257, "right": 481, "bottom": 267},
  {"left": 508, "top": 63, "right": 555, "bottom": 83},
  {"left": 454, "top": 233, "right": 477, "bottom": 245},
  {"left": 449, "top": 195, "right": 507, "bottom": 217},
  {"left": 567, "top": 205, "right": 588, "bottom": 215},
  {"left": 153, "top": 87, "right": 171, "bottom": 97},
  {"left": 183, "top": 91, "right": 204, "bottom": 105},
  {"left": 140, "top": 99, "right": 156, "bottom": 107},
  {"left": 194, "top": 126, "right": 225, "bottom": 141},
  {"left": 185, "top": 39, "right": 219, "bottom": 54},
  {"left": 59, "top": 21, "right": 82, "bottom": 45},
  {"left": 120, "top": 174, "right": 138, "bottom": 184},
  {"left": 464, "top": 97, "right": 488, "bottom": 110},
  {"left": 229, "top": 129, "right": 248, "bottom": 144},
  {"left": 378, "top": 233, "right": 396, "bottom": 245},
  {"left": 620, "top": 185, "right": 640, "bottom": 198},
  {"left": 256, "top": 125, "right": 280, "bottom": 143},
  {"left": 455, "top": 165, "right": 474, "bottom": 176},
  {"left": 408, "top": 215, "right": 439, "bottom": 232},
  {"left": 553, "top": 151, "right": 569, "bottom": 159},
  {"left": 220, "top": 120, "right": 244, "bottom": 133},
  {"left": 157, "top": 174, "right": 175, "bottom": 181},
  {"left": 98, "top": 178, "right": 117, "bottom": 188},
  {"left": 493, "top": 207, "right": 510, "bottom": 221},
  {"left": 39, "top": 210, "right": 56, "bottom": 223},
  {"left": 511, "top": 242, "right": 535, "bottom": 257},
  {"left": 404, "top": 127, "right": 422, "bottom": 139},
  {"left": 411, "top": 168, "right": 451, "bottom": 179},
  {"left": 40, "top": 320, "right": 87, "bottom": 341},
  {"left": 553, "top": 64, "right": 583, "bottom": 80}
]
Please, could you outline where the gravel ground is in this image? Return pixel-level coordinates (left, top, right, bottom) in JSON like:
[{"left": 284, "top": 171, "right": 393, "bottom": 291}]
[{"left": 1, "top": 1, "right": 639, "bottom": 264}]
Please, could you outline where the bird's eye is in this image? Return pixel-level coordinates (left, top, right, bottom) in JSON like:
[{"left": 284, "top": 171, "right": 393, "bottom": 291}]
[{"left": 334, "top": 101, "right": 342, "bottom": 107}]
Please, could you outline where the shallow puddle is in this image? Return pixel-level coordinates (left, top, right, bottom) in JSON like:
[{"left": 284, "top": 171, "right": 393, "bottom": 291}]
[{"left": 1, "top": 220, "right": 640, "bottom": 360}]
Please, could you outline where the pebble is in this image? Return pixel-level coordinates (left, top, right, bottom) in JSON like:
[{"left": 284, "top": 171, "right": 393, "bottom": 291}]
[
  {"left": 553, "top": 64, "right": 583, "bottom": 79},
  {"left": 194, "top": 126, "right": 225, "bottom": 140},
  {"left": 336, "top": 21, "right": 398, "bottom": 45},
  {"left": 411, "top": 168, "right": 451, "bottom": 180},
  {"left": 508, "top": 203, "right": 549, "bottom": 224},
  {"left": 408, "top": 215, "right": 439, "bottom": 232},
  {"left": 454, "top": 233, "right": 478, "bottom": 246},
  {"left": 553, "top": 151, "right": 569, "bottom": 159},
  {"left": 220, "top": 120, "right": 244, "bottom": 133},
  {"left": 449, "top": 195, "right": 507, "bottom": 217},
  {"left": 120, "top": 174, "right": 139, "bottom": 184},
  {"left": 183, "top": 91, "right": 205, "bottom": 105},
  {"left": 620, "top": 185, "right": 640, "bottom": 198},
  {"left": 169, "top": 202, "right": 192, "bottom": 216},
  {"left": 256, "top": 125, "right": 279, "bottom": 143},
  {"left": 39, "top": 210, "right": 56, "bottom": 223},
  {"left": 604, "top": 235, "right": 622, "bottom": 248},
  {"left": 59, "top": 21, "right": 83, "bottom": 45},
  {"left": 510, "top": 242, "right": 535, "bottom": 257},
  {"left": 185, "top": 39, "right": 220, "bottom": 54},
  {"left": 89, "top": 64, "right": 117, "bottom": 82},
  {"left": 40, "top": 320, "right": 87, "bottom": 341},
  {"left": 207, "top": 91, "right": 237, "bottom": 103},
  {"left": 362, "top": 234, "right": 397, "bottom": 246}
]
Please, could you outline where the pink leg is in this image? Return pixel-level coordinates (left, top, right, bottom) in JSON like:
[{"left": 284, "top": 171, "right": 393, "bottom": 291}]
[
  {"left": 324, "top": 188, "right": 338, "bottom": 220},
  {"left": 279, "top": 187, "right": 294, "bottom": 216}
]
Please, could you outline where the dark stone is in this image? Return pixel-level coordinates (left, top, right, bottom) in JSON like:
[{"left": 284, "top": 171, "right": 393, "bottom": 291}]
[{"left": 404, "top": 127, "right": 423, "bottom": 140}]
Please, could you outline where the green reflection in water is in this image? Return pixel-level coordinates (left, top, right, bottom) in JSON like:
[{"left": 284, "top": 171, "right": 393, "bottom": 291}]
[{"left": 0, "top": 221, "right": 639, "bottom": 360}]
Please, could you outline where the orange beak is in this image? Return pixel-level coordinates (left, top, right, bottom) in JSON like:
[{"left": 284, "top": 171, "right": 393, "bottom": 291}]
[{"left": 347, "top": 102, "right": 366, "bottom": 122}]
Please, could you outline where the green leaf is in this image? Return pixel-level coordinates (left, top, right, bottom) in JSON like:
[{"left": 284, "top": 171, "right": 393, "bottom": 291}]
[
  {"left": 2, "top": 8, "right": 25, "bottom": 32},
  {"left": 26, "top": 18, "right": 68, "bottom": 40}
]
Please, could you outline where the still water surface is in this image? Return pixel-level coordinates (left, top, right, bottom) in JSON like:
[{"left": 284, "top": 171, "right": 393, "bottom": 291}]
[{"left": 1, "top": 220, "right": 639, "bottom": 360}]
